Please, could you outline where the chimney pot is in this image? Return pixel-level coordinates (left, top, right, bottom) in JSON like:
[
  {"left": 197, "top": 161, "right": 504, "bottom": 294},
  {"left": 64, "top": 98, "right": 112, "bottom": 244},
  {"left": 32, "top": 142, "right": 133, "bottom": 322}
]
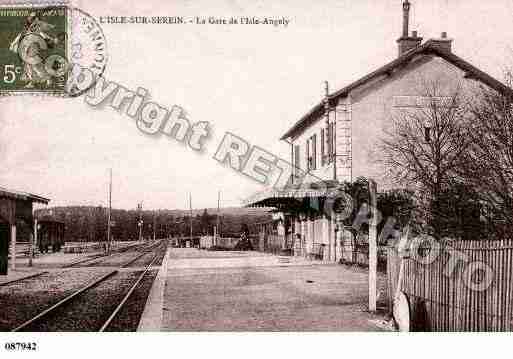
[
  {"left": 397, "top": 1, "right": 422, "bottom": 56},
  {"left": 402, "top": 0, "right": 410, "bottom": 37},
  {"left": 429, "top": 34, "right": 453, "bottom": 53}
]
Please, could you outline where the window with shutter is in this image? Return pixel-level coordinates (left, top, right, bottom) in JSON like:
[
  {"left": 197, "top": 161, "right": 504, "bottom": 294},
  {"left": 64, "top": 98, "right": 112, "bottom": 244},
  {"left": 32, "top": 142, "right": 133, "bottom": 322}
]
[
  {"left": 312, "top": 134, "right": 317, "bottom": 170},
  {"left": 321, "top": 129, "right": 325, "bottom": 166},
  {"left": 306, "top": 139, "right": 310, "bottom": 171},
  {"left": 328, "top": 122, "right": 334, "bottom": 162},
  {"left": 294, "top": 145, "right": 300, "bottom": 177},
  {"left": 327, "top": 124, "right": 332, "bottom": 162},
  {"left": 330, "top": 122, "right": 335, "bottom": 160}
]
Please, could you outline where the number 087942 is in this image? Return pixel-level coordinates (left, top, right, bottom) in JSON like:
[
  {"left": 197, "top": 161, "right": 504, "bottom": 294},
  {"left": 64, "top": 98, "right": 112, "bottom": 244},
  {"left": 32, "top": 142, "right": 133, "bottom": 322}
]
[{"left": 4, "top": 342, "right": 38, "bottom": 351}]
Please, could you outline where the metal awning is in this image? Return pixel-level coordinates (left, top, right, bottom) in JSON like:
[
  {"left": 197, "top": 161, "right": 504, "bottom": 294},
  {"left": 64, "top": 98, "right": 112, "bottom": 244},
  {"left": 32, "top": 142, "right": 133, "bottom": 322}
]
[{"left": 243, "top": 180, "right": 342, "bottom": 209}]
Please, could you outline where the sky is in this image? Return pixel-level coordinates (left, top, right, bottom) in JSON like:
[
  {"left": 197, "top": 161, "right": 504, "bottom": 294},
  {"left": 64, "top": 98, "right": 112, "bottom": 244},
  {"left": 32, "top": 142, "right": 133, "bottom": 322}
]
[{"left": 1, "top": 0, "right": 513, "bottom": 211}]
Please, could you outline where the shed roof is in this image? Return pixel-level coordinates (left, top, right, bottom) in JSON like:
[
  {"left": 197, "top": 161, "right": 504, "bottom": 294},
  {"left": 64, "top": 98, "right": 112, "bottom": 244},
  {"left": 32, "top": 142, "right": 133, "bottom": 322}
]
[
  {"left": 280, "top": 40, "right": 513, "bottom": 140},
  {"left": 0, "top": 186, "right": 50, "bottom": 204}
]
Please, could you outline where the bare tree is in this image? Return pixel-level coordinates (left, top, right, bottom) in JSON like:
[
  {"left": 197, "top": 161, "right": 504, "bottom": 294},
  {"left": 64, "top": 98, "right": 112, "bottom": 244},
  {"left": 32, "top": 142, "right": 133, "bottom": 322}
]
[
  {"left": 379, "top": 81, "right": 471, "bottom": 239},
  {"left": 458, "top": 81, "right": 513, "bottom": 237}
]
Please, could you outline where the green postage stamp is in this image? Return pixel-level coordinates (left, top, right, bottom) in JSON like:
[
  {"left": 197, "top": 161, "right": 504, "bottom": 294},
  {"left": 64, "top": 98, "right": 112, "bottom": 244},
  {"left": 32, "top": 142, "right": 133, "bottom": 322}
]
[{"left": 0, "top": 5, "right": 68, "bottom": 94}]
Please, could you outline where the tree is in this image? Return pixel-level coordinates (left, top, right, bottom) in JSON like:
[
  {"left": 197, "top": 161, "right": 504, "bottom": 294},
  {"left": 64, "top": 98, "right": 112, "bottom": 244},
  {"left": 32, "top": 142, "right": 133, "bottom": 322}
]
[
  {"left": 379, "top": 81, "right": 471, "bottom": 239},
  {"left": 34, "top": 206, "right": 272, "bottom": 242},
  {"left": 200, "top": 209, "right": 213, "bottom": 235},
  {"left": 457, "top": 81, "right": 513, "bottom": 237},
  {"left": 93, "top": 206, "right": 107, "bottom": 242}
]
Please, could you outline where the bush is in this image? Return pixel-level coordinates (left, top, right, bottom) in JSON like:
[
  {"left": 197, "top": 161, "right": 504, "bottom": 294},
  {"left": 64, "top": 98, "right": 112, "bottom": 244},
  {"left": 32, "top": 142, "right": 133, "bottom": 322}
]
[
  {"left": 233, "top": 239, "right": 253, "bottom": 251},
  {"left": 207, "top": 245, "right": 232, "bottom": 251}
]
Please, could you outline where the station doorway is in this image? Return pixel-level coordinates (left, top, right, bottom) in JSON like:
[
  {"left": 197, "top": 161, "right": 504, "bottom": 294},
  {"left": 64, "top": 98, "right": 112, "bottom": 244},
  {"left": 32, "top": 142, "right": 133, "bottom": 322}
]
[{"left": 0, "top": 222, "right": 10, "bottom": 275}]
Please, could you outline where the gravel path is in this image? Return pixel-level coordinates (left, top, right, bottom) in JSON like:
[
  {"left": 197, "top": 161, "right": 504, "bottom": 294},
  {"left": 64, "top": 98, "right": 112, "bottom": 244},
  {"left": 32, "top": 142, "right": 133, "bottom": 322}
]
[{"left": 163, "top": 249, "right": 388, "bottom": 331}]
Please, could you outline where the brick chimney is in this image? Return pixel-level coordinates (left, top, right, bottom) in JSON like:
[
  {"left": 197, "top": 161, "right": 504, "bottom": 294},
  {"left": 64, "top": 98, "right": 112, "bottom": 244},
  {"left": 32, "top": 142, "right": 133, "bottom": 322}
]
[
  {"left": 428, "top": 32, "right": 453, "bottom": 53},
  {"left": 396, "top": 0, "right": 422, "bottom": 56}
]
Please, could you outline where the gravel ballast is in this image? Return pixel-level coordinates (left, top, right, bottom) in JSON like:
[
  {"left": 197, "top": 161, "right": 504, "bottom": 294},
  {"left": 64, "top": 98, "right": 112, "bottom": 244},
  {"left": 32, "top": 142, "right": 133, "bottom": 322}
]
[
  {"left": 18, "top": 271, "right": 143, "bottom": 331},
  {"left": 0, "top": 268, "right": 113, "bottom": 331},
  {"left": 0, "top": 242, "right": 168, "bottom": 332}
]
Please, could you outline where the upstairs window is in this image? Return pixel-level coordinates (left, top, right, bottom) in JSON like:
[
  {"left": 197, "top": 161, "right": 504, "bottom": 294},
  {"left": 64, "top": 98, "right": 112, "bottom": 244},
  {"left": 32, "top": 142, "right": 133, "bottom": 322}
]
[
  {"left": 321, "top": 128, "right": 326, "bottom": 166},
  {"left": 327, "top": 122, "right": 335, "bottom": 163},
  {"left": 294, "top": 144, "right": 300, "bottom": 177},
  {"left": 306, "top": 135, "right": 317, "bottom": 171},
  {"left": 311, "top": 134, "right": 317, "bottom": 170},
  {"left": 306, "top": 138, "right": 310, "bottom": 171}
]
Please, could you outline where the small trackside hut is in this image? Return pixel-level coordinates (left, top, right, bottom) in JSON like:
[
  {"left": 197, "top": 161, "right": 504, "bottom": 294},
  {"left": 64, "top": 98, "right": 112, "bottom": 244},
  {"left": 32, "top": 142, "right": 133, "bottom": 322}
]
[
  {"left": 0, "top": 186, "right": 50, "bottom": 275},
  {"left": 36, "top": 219, "right": 65, "bottom": 253}
]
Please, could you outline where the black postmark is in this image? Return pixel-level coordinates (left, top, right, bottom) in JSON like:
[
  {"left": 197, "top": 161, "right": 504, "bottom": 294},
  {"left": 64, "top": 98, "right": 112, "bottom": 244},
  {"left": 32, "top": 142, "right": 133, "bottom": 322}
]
[{"left": 65, "top": 7, "right": 108, "bottom": 97}]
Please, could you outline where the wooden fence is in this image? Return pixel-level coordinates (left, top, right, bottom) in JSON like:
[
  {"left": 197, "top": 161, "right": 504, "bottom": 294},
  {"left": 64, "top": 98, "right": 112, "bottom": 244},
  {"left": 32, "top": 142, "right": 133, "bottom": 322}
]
[{"left": 387, "top": 238, "right": 513, "bottom": 331}]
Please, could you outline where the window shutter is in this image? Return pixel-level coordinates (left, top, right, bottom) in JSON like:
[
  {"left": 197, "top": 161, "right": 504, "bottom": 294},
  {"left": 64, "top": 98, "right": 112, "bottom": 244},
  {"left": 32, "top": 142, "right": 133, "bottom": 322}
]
[
  {"left": 312, "top": 134, "right": 317, "bottom": 170},
  {"left": 294, "top": 145, "right": 300, "bottom": 176},
  {"left": 328, "top": 122, "right": 335, "bottom": 161},
  {"left": 327, "top": 124, "right": 332, "bottom": 161},
  {"left": 331, "top": 122, "right": 335, "bottom": 159},
  {"left": 321, "top": 129, "right": 325, "bottom": 165},
  {"left": 306, "top": 139, "right": 310, "bottom": 170}
]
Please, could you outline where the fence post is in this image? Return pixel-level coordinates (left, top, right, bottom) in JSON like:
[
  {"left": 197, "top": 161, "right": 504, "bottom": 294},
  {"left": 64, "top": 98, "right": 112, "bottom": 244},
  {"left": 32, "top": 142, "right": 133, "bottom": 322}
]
[{"left": 369, "top": 179, "right": 378, "bottom": 312}]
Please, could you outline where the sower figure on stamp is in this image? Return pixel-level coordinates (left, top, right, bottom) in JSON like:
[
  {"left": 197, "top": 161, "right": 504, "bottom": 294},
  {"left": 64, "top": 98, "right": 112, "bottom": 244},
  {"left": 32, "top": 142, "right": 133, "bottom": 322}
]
[{"left": 9, "top": 12, "right": 60, "bottom": 89}]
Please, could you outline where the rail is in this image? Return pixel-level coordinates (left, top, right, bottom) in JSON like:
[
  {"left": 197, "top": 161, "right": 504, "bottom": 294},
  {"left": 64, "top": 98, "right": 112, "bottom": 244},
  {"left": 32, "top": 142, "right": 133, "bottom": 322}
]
[
  {"left": 99, "top": 253, "right": 159, "bottom": 331},
  {"left": 10, "top": 241, "right": 166, "bottom": 332}
]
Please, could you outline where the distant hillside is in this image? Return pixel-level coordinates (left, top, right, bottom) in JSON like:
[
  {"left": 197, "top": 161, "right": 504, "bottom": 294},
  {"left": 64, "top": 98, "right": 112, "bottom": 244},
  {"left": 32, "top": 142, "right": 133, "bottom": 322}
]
[
  {"left": 162, "top": 206, "right": 272, "bottom": 217},
  {"left": 35, "top": 206, "right": 272, "bottom": 242}
]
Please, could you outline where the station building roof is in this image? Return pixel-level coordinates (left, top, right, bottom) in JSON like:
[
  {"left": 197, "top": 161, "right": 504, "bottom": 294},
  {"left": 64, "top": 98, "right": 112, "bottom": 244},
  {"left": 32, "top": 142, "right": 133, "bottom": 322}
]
[{"left": 280, "top": 39, "right": 513, "bottom": 141}]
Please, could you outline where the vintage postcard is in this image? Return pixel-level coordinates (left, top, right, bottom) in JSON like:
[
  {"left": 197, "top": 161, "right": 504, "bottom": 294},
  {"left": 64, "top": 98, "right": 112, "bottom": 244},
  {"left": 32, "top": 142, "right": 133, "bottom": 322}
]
[{"left": 0, "top": 0, "right": 512, "bottom": 357}]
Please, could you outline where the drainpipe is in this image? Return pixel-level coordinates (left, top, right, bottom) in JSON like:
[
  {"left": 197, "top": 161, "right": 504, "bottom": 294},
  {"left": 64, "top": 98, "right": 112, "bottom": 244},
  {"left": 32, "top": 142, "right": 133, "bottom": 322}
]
[
  {"left": 281, "top": 138, "right": 295, "bottom": 251},
  {"left": 324, "top": 81, "right": 336, "bottom": 181}
]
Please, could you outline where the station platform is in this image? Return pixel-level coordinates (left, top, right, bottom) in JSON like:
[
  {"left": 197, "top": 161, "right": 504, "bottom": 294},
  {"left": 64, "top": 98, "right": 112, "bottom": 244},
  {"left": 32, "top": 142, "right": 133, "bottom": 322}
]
[
  {"left": 0, "top": 267, "right": 47, "bottom": 286},
  {"left": 137, "top": 246, "right": 171, "bottom": 331}
]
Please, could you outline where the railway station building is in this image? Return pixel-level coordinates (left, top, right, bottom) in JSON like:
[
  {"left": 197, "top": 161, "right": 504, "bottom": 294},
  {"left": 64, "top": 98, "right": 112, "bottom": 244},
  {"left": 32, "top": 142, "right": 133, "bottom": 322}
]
[
  {"left": 0, "top": 186, "right": 50, "bottom": 274},
  {"left": 245, "top": 0, "right": 512, "bottom": 262}
]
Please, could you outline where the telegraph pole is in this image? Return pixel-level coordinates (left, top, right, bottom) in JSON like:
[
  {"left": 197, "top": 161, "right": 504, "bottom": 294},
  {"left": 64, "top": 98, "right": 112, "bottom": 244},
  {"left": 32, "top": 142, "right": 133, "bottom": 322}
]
[
  {"left": 189, "top": 193, "right": 193, "bottom": 243},
  {"left": 137, "top": 202, "right": 143, "bottom": 242},
  {"left": 29, "top": 218, "right": 37, "bottom": 267},
  {"left": 153, "top": 210, "right": 156, "bottom": 242},
  {"left": 216, "top": 190, "right": 220, "bottom": 245},
  {"left": 107, "top": 168, "right": 113, "bottom": 254}
]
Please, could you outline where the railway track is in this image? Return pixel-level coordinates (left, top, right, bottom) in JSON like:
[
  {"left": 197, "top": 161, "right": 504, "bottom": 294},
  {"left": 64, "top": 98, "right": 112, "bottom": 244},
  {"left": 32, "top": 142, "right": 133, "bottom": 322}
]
[
  {"left": 64, "top": 240, "right": 163, "bottom": 268},
  {"left": 121, "top": 240, "right": 167, "bottom": 268},
  {"left": 11, "top": 243, "right": 166, "bottom": 332},
  {"left": 99, "top": 255, "right": 159, "bottom": 332}
]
